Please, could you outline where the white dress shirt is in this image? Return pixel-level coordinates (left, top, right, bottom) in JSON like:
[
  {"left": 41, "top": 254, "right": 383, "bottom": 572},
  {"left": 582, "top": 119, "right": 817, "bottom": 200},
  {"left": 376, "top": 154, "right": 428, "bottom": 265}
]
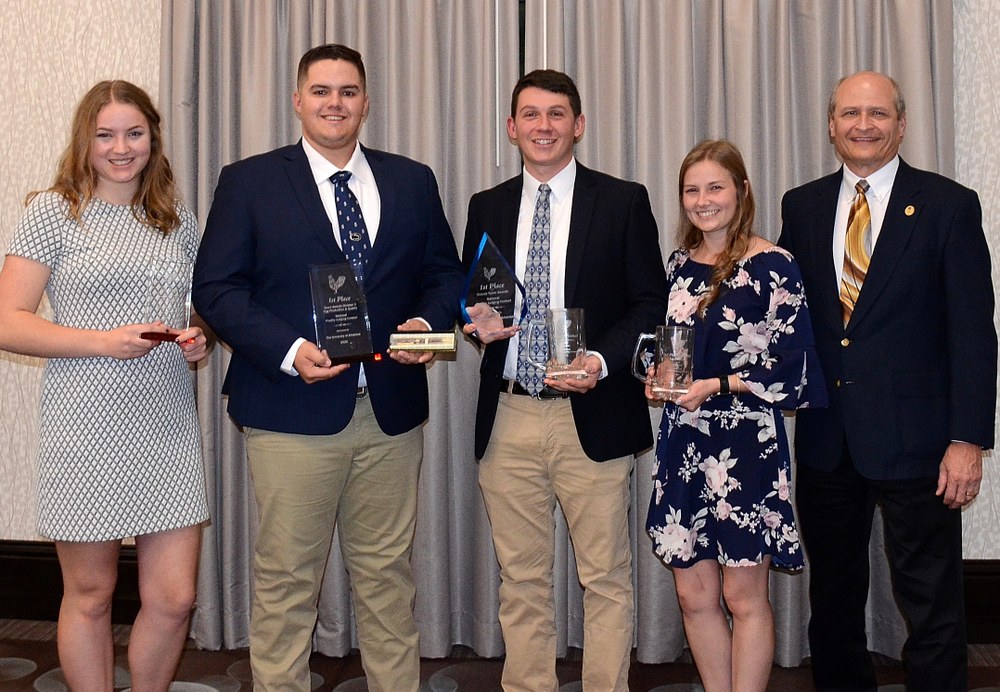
[
  {"left": 832, "top": 156, "right": 899, "bottom": 284},
  {"left": 281, "top": 139, "right": 380, "bottom": 379},
  {"left": 503, "top": 159, "right": 607, "bottom": 380}
]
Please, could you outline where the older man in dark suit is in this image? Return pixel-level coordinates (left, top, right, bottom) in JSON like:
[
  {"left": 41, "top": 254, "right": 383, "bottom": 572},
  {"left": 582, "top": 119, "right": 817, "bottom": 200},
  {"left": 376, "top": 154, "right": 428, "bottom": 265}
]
[
  {"left": 461, "top": 69, "right": 668, "bottom": 691},
  {"left": 778, "top": 70, "right": 996, "bottom": 692},
  {"left": 192, "top": 44, "right": 463, "bottom": 692}
]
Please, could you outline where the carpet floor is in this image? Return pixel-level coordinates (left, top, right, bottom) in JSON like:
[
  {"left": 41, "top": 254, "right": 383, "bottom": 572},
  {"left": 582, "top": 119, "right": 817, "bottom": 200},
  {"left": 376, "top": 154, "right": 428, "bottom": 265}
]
[{"left": 3, "top": 637, "right": 1000, "bottom": 691}]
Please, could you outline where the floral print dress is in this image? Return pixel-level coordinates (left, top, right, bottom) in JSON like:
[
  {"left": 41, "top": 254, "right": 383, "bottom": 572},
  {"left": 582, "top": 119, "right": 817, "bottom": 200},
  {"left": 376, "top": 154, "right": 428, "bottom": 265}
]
[{"left": 646, "top": 246, "right": 826, "bottom": 570}]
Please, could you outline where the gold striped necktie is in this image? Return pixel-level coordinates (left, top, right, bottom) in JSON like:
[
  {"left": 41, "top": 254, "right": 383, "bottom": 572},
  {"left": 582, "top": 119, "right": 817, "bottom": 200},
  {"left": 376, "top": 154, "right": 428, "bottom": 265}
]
[{"left": 840, "top": 179, "right": 871, "bottom": 324}]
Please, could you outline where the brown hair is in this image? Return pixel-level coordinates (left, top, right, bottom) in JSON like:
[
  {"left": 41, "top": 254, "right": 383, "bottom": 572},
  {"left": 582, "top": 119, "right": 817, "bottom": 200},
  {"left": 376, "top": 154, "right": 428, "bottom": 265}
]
[
  {"left": 297, "top": 44, "right": 367, "bottom": 91},
  {"left": 29, "top": 80, "right": 179, "bottom": 235},
  {"left": 510, "top": 69, "right": 582, "bottom": 118},
  {"left": 677, "top": 140, "right": 756, "bottom": 312}
]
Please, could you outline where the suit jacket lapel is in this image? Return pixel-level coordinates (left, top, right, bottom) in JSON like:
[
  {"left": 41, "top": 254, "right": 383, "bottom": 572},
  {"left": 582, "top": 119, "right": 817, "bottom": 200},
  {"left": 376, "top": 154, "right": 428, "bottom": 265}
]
[
  {"left": 283, "top": 144, "right": 344, "bottom": 261},
  {"left": 809, "top": 171, "right": 846, "bottom": 331},
  {"left": 493, "top": 176, "right": 522, "bottom": 267},
  {"left": 847, "top": 159, "right": 920, "bottom": 331},
  {"left": 364, "top": 146, "right": 395, "bottom": 284},
  {"left": 565, "top": 164, "right": 597, "bottom": 306}
]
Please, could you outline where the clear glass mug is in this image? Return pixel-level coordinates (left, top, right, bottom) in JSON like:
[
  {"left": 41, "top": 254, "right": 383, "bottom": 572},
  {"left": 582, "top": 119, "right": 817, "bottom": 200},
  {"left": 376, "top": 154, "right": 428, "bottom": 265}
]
[
  {"left": 632, "top": 325, "right": 694, "bottom": 401},
  {"left": 525, "top": 308, "right": 588, "bottom": 380}
]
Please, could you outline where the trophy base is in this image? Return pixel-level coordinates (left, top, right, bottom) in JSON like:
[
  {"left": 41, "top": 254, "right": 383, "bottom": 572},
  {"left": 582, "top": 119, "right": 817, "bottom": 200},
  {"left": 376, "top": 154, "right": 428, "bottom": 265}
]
[
  {"left": 547, "top": 369, "right": 589, "bottom": 380},
  {"left": 329, "top": 351, "right": 378, "bottom": 365},
  {"left": 140, "top": 331, "right": 178, "bottom": 342},
  {"left": 389, "top": 332, "right": 457, "bottom": 353},
  {"left": 651, "top": 386, "right": 689, "bottom": 401}
]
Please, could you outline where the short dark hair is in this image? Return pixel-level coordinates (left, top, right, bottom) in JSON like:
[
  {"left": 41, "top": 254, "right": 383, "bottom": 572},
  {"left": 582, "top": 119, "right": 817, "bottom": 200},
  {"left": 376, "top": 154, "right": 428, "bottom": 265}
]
[
  {"left": 297, "top": 44, "right": 366, "bottom": 91},
  {"left": 510, "top": 69, "right": 582, "bottom": 118}
]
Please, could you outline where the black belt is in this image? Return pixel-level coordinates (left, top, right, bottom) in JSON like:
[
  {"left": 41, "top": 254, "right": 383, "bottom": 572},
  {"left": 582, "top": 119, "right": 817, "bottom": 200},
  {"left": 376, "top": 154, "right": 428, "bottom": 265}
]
[{"left": 499, "top": 378, "right": 568, "bottom": 399}]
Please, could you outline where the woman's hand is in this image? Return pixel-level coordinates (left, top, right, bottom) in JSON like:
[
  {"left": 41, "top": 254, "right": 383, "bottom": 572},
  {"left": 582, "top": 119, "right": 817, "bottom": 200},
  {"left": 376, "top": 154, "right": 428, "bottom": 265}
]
[
  {"left": 673, "top": 378, "right": 720, "bottom": 411},
  {"left": 104, "top": 323, "right": 162, "bottom": 360},
  {"left": 175, "top": 325, "right": 208, "bottom": 363}
]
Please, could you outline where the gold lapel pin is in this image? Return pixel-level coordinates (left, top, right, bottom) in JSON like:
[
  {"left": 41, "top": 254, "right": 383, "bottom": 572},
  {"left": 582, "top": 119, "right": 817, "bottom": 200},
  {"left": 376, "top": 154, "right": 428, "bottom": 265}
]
[{"left": 904, "top": 205, "right": 915, "bottom": 216}]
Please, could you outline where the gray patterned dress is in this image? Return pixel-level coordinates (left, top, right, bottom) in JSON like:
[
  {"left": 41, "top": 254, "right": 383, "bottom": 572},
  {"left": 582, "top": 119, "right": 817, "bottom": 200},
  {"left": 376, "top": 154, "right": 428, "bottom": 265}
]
[{"left": 9, "top": 192, "right": 208, "bottom": 541}]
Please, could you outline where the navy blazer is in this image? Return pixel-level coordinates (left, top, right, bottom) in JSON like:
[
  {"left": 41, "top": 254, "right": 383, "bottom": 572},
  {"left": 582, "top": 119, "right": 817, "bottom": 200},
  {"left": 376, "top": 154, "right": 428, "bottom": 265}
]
[
  {"left": 778, "top": 158, "right": 996, "bottom": 479},
  {"left": 461, "top": 164, "right": 669, "bottom": 462},
  {"left": 193, "top": 142, "right": 463, "bottom": 436}
]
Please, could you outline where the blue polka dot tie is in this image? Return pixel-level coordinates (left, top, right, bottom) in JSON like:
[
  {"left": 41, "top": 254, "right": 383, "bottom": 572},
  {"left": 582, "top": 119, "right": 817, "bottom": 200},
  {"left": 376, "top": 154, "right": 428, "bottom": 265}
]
[
  {"left": 516, "top": 184, "right": 551, "bottom": 396},
  {"left": 330, "top": 170, "right": 372, "bottom": 283}
]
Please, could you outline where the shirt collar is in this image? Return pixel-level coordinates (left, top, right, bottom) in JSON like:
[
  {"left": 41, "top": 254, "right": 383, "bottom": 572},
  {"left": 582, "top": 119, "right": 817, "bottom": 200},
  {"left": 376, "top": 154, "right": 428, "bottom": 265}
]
[
  {"left": 522, "top": 158, "right": 577, "bottom": 203},
  {"left": 841, "top": 155, "right": 899, "bottom": 203},
  {"left": 301, "top": 138, "right": 372, "bottom": 187}
]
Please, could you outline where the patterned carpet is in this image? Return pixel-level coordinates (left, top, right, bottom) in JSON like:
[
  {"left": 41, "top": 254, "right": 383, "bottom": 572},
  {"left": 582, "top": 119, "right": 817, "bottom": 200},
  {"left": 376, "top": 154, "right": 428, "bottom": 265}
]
[{"left": 2, "top": 632, "right": 999, "bottom": 691}]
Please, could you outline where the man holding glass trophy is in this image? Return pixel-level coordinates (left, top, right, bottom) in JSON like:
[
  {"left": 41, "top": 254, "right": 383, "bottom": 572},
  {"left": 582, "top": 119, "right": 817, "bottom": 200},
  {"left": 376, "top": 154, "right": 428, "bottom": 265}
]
[
  {"left": 460, "top": 70, "right": 668, "bottom": 691},
  {"left": 192, "top": 45, "right": 463, "bottom": 692}
]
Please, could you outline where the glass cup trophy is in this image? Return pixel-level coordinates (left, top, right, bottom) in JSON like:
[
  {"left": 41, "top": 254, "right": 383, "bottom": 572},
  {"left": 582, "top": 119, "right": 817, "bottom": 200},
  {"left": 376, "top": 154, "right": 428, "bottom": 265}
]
[
  {"left": 525, "top": 307, "right": 589, "bottom": 380},
  {"left": 141, "top": 259, "right": 193, "bottom": 342},
  {"left": 632, "top": 325, "right": 694, "bottom": 401},
  {"left": 460, "top": 232, "right": 526, "bottom": 336},
  {"left": 309, "top": 263, "right": 375, "bottom": 363}
]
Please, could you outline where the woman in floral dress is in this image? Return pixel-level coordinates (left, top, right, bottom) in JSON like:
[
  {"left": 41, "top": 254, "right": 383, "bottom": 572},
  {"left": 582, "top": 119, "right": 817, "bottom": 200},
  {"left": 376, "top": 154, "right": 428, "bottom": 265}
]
[{"left": 645, "top": 140, "right": 826, "bottom": 691}]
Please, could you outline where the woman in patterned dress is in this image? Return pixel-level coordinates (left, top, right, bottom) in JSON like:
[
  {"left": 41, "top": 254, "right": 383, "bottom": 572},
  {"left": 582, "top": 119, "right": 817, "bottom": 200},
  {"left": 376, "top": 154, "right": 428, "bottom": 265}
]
[
  {"left": 0, "top": 82, "right": 208, "bottom": 690},
  {"left": 645, "top": 140, "right": 826, "bottom": 691}
]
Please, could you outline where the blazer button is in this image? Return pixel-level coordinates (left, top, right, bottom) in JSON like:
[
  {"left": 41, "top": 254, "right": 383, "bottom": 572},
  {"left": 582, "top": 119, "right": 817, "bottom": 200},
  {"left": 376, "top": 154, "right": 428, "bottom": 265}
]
[
  {"left": 840, "top": 338, "right": 851, "bottom": 347},
  {"left": 835, "top": 379, "right": 842, "bottom": 387}
]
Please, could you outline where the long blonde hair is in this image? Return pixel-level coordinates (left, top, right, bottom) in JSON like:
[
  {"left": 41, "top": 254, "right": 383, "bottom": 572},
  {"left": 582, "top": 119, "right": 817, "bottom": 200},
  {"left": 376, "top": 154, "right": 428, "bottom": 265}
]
[
  {"left": 28, "top": 80, "right": 180, "bottom": 235},
  {"left": 677, "top": 139, "right": 756, "bottom": 312}
]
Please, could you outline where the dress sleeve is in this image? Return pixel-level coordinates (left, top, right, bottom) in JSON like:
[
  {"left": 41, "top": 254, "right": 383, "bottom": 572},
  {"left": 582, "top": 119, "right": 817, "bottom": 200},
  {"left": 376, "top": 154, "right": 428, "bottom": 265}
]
[
  {"left": 7, "top": 192, "right": 68, "bottom": 268},
  {"left": 720, "top": 249, "right": 828, "bottom": 410},
  {"left": 175, "top": 201, "right": 201, "bottom": 264}
]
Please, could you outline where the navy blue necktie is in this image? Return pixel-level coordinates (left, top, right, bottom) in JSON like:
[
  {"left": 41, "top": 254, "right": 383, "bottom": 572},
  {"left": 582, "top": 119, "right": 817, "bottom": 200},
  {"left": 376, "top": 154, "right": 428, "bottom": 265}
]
[{"left": 330, "top": 170, "right": 372, "bottom": 283}]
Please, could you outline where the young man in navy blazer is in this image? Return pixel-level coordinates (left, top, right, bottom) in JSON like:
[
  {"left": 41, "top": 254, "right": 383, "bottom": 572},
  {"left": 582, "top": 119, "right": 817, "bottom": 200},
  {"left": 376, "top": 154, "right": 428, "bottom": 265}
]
[
  {"left": 461, "top": 70, "right": 668, "bottom": 691},
  {"left": 192, "top": 44, "right": 463, "bottom": 692},
  {"left": 779, "top": 71, "right": 996, "bottom": 692}
]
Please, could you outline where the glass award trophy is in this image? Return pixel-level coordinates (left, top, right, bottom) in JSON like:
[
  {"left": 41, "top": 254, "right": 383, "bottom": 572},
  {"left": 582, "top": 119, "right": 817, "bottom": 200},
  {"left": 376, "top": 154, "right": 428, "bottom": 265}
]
[
  {"left": 141, "top": 259, "right": 193, "bottom": 342},
  {"left": 309, "top": 263, "right": 375, "bottom": 363},
  {"left": 460, "top": 232, "right": 526, "bottom": 335}
]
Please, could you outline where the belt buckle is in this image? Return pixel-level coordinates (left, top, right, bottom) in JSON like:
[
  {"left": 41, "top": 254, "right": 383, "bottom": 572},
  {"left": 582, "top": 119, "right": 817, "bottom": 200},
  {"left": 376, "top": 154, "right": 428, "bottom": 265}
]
[
  {"left": 536, "top": 386, "right": 567, "bottom": 400},
  {"left": 356, "top": 386, "right": 369, "bottom": 399}
]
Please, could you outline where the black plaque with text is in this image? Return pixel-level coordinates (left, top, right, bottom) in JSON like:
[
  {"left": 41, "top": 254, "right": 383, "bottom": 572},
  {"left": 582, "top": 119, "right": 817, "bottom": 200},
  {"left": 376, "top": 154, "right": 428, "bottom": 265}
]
[{"left": 309, "top": 263, "right": 375, "bottom": 363}]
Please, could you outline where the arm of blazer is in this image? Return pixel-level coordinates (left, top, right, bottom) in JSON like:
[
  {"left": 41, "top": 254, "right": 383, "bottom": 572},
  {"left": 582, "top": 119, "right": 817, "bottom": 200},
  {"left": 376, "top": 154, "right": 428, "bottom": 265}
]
[
  {"left": 564, "top": 169, "right": 668, "bottom": 460},
  {"left": 375, "top": 151, "right": 463, "bottom": 332},
  {"left": 570, "top": 173, "right": 668, "bottom": 376},
  {"left": 940, "top": 185, "right": 996, "bottom": 448},
  {"left": 192, "top": 156, "right": 311, "bottom": 383}
]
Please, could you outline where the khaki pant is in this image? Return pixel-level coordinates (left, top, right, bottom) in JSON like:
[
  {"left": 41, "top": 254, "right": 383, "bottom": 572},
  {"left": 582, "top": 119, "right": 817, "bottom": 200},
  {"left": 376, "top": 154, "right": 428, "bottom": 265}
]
[
  {"left": 245, "top": 394, "right": 422, "bottom": 692},
  {"left": 479, "top": 393, "right": 634, "bottom": 692}
]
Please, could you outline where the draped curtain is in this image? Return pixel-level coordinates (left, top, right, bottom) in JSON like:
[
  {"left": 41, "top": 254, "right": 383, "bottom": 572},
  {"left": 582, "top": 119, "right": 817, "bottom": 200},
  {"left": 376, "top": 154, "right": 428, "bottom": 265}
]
[{"left": 160, "top": 0, "right": 954, "bottom": 666}]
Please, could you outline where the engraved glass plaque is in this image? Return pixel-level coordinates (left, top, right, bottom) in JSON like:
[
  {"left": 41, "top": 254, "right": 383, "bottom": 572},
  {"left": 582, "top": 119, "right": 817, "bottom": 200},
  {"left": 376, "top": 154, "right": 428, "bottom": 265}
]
[
  {"left": 460, "top": 233, "right": 526, "bottom": 329},
  {"left": 309, "top": 263, "right": 375, "bottom": 363},
  {"left": 141, "top": 259, "right": 193, "bottom": 341}
]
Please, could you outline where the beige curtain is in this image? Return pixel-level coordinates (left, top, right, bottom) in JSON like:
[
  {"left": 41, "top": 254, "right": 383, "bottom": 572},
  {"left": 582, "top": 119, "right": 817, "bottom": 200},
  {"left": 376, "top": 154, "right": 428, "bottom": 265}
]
[
  {"left": 161, "top": 0, "right": 956, "bottom": 666},
  {"left": 523, "top": 0, "right": 954, "bottom": 665}
]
